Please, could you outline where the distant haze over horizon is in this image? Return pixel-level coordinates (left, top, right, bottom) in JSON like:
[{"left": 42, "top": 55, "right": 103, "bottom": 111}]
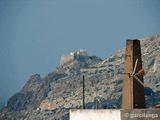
[{"left": 0, "top": 0, "right": 160, "bottom": 102}]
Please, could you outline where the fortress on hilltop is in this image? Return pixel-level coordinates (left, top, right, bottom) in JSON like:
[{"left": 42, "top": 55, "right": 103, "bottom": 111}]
[{"left": 60, "top": 49, "right": 88, "bottom": 66}]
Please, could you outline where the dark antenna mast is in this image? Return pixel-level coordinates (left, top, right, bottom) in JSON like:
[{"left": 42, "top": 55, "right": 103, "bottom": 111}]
[{"left": 82, "top": 75, "right": 85, "bottom": 109}]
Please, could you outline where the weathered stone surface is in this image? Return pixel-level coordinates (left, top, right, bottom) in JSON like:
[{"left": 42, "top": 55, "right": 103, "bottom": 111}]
[
  {"left": 60, "top": 49, "right": 88, "bottom": 66},
  {"left": 0, "top": 34, "right": 160, "bottom": 120}
]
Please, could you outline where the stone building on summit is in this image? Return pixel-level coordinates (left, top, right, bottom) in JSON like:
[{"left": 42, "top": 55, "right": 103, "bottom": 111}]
[{"left": 60, "top": 49, "right": 88, "bottom": 66}]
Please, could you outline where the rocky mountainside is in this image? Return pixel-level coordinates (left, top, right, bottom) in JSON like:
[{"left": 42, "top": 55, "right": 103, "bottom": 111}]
[
  {"left": 0, "top": 100, "right": 5, "bottom": 110},
  {"left": 0, "top": 34, "right": 160, "bottom": 120}
]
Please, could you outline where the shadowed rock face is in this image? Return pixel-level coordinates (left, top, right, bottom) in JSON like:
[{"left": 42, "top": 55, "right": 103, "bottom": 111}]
[
  {"left": 0, "top": 34, "right": 160, "bottom": 120},
  {"left": 0, "top": 100, "right": 5, "bottom": 110}
]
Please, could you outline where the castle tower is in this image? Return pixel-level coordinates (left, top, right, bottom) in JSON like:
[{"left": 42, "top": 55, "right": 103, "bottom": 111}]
[{"left": 122, "top": 40, "right": 145, "bottom": 109}]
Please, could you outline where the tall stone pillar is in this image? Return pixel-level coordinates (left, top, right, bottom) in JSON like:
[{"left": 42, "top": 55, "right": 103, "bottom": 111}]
[{"left": 122, "top": 40, "right": 145, "bottom": 109}]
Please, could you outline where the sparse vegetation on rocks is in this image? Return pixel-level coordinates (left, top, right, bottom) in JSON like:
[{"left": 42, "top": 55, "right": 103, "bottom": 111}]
[{"left": 0, "top": 34, "right": 160, "bottom": 120}]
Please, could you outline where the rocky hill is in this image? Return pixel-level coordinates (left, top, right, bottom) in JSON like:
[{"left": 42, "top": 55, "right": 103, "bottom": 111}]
[
  {"left": 0, "top": 100, "right": 5, "bottom": 110},
  {"left": 0, "top": 34, "right": 160, "bottom": 120}
]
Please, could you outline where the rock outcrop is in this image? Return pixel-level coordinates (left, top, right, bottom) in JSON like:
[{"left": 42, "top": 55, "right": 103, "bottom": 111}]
[{"left": 0, "top": 34, "right": 160, "bottom": 120}]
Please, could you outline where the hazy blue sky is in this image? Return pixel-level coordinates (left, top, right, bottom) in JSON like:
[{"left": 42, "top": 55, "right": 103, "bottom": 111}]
[{"left": 0, "top": 0, "right": 160, "bottom": 102}]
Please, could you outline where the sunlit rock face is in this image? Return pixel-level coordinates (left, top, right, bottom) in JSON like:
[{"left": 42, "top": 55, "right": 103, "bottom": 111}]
[
  {"left": 153, "top": 56, "right": 160, "bottom": 73},
  {"left": 0, "top": 34, "right": 160, "bottom": 120}
]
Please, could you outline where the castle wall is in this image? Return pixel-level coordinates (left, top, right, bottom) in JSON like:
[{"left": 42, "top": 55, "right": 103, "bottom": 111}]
[
  {"left": 60, "top": 49, "right": 88, "bottom": 66},
  {"left": 60, "top": 54, "right": 74, "bottom": 66}
]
